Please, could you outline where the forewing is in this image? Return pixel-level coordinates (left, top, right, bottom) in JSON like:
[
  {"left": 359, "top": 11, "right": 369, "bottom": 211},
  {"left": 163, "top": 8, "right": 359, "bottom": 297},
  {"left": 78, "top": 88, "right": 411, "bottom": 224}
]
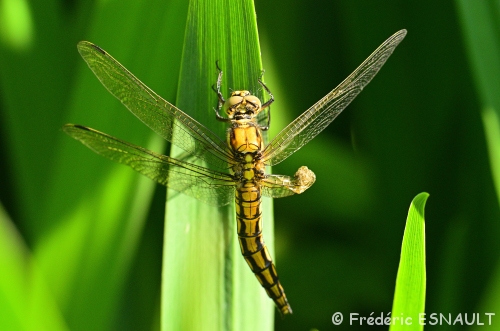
[
  {"left": 63, "top": 124, "right": 236, "bottom": 207},
  {"left": 262, "top": 29, "right": 407, "bottom": 165},
  {"left": 77, "top": 41, "right": 234, "bottom": 169}
]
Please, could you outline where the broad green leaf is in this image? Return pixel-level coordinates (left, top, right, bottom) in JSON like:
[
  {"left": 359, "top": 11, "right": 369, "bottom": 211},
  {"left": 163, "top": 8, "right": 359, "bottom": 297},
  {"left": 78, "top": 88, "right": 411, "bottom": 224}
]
[{"left": 161, "top": 1, "right": 274, "bottom": 330}]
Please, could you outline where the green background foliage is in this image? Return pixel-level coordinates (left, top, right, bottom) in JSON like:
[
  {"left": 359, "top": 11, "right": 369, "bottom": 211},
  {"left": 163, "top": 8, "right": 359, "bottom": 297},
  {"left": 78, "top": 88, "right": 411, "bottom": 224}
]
[{"left": 0, "top": 0, "right": 499, "bottom": 330}]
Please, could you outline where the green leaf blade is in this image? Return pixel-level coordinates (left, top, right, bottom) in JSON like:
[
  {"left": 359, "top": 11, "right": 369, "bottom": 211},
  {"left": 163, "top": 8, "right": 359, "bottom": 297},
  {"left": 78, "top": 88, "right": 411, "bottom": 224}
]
[
  {"left": 390, "top": 192, "right": 428, "bottom": 331},
  {"left": 161, "top": 1, "right": 274, "bottom": 330}
]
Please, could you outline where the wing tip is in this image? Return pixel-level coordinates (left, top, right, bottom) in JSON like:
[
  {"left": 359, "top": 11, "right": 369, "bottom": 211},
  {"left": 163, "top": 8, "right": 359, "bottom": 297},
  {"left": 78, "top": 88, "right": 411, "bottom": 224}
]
[
  {"left": 77, "top": 41, "right": 106, "bottom": 55},
  {"left": 62, "top": 124, "right": 93, "bottom": 136},
  {"left": 393, "top": 29, "right": 408, "bottom": 43}
]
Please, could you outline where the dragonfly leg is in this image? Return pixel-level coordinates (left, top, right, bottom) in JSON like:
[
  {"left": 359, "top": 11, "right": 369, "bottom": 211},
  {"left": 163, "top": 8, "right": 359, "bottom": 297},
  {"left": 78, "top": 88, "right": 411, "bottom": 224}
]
[
  {"left": 212, "top": 61, "right": 230, "bottom": 122},
  {"left": 258, "top": 71, "right": 274, "bottom": 130},
  {"left": 258, "top": 71, "right": 274, "bottom": 110}
]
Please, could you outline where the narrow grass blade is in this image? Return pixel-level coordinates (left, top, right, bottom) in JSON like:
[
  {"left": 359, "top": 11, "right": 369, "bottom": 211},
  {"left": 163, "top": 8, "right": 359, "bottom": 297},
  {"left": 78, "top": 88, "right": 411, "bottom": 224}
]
[{"left": 389, "top": 192, "right": 428, "bottom": 331}]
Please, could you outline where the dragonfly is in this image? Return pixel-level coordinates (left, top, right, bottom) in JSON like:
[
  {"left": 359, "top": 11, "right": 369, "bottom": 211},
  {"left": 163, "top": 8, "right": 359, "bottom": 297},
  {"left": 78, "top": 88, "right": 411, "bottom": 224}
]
[{"left": 64, "top": 29, "right": 406, "bottom": 316}]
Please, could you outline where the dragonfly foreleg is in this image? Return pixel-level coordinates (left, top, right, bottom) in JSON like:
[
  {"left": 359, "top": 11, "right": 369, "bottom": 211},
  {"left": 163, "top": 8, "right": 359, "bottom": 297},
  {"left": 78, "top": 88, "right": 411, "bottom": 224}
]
[
  {"left": 212, "top": 61, "right": 230, "bottom": 122},
  {"left": 258, "top": 71, "right": 274, "bottom": 130}
]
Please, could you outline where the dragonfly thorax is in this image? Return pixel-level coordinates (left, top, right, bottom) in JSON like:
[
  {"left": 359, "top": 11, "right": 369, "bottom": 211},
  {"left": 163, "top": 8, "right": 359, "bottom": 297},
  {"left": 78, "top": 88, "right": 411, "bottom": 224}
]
[
  {"left": 230, "top": 151, "right": 265, "bottom": 182},
  {"left": 224, "top": 90, "right": 263, "bottom": 120},
  {"left": 228, "top": 122, "right": 266, "bottom": 182},
  {"left": 228, "top": 123, "right": 264, "bottom": 154}
]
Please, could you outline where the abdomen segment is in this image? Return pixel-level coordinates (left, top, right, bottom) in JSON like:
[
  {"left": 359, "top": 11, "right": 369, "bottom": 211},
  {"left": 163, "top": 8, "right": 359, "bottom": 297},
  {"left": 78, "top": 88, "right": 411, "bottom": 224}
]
[{"left": 235, "top": 182, "right": 292, "bottom": 315}]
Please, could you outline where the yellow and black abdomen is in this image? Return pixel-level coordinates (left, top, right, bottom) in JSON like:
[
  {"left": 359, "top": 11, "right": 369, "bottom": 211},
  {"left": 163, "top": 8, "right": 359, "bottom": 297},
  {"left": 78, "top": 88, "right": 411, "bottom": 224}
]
[{"left": 235, "top": 182, "right": 292, "bottom": 315}]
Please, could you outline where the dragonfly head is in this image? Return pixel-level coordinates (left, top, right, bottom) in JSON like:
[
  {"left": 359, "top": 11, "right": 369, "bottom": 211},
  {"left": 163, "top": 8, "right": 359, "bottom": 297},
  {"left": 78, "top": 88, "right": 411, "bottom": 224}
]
[{"left": 224, "top": 90, "right": 262, "bottom": 120}]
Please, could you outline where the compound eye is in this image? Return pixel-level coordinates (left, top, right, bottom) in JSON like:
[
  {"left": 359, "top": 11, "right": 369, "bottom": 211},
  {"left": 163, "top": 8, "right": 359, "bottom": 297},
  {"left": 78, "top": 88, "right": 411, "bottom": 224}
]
[
  {"left": 224, "top": 96, "right": 243, "bottom": 116},
  {"left": 244, "top": 95, "right": 262, "bottom": 110}
]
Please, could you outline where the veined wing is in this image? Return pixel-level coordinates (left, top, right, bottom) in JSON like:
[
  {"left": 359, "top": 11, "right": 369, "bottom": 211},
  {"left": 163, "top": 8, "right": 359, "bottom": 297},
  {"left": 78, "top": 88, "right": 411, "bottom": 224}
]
[
  {"left": 77, "top": 41, "right": 234, "bottom": 170},
  {"left": 63, "top": 124, "right": 236, "bottom": 207},
  {"left": 262, "top": 166, "right": 316, "bottom": 198},
  {"left": 262, "top": 29, "right": 407, "bottom": 165}
]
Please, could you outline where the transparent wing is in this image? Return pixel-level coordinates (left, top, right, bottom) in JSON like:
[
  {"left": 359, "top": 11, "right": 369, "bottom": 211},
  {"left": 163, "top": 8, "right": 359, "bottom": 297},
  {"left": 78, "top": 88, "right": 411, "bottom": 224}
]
[
  {"left": 262, "top": 29, "right": 407, "bottom": 165},
  {"left": 63, "top": 124, "right": 236, "bottom": 207},
  {"left": 77, "top": 41, "right": 234, "bottom": 170},
  {"left": 262, "top": 166, "right": 316, "bottom": 198}
]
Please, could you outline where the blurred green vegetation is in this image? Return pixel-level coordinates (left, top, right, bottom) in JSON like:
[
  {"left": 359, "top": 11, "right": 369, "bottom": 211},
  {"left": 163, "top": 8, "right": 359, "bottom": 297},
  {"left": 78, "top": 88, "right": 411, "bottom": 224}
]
[{"left": 0, "top": 0, "right": 499, "bottom": 331}]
